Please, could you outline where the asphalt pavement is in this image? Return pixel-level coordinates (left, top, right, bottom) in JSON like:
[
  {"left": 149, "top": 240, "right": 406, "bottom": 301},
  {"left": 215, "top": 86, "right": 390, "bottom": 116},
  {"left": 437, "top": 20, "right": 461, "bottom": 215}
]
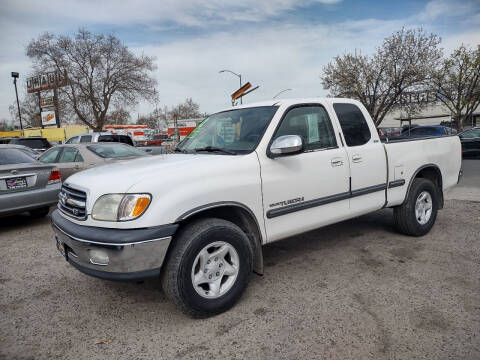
[{"left": 1, "top": 160, "right": 479, "bottom": 360}]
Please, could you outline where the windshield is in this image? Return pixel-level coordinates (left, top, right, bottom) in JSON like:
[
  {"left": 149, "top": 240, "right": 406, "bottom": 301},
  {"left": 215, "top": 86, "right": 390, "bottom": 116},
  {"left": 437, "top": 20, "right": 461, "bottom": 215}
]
[
  {"left": 178, "top": 106, "right": 278, "bottom": 154},
  {"left": 87, "top": 144, "right": 147, "bottom": 158}
]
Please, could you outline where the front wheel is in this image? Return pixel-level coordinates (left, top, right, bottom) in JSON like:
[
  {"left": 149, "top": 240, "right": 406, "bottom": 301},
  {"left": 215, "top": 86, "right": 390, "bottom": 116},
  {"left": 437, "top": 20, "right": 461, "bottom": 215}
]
[
  {"left": 161, "top": 218, "right": 253, "bottom": 318},
  {"left": 393, "top": 178, "right": 439, "bottom": 236}
]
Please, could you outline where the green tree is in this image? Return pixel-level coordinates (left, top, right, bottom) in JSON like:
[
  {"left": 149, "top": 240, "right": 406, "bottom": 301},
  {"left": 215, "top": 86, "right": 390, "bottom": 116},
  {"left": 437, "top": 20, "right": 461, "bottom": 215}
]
[
  {"left": 321, "top": 28, "right": 442, "bottom": 126},
  {"left": 430, "top": 44, "right": 480, "bottom": 130}
]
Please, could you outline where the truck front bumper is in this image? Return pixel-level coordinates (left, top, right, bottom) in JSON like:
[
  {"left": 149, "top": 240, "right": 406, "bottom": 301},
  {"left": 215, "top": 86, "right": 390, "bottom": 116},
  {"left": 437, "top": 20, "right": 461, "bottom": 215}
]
[{"left": 50, "top": 210, "right": 178, "bottom": 281}]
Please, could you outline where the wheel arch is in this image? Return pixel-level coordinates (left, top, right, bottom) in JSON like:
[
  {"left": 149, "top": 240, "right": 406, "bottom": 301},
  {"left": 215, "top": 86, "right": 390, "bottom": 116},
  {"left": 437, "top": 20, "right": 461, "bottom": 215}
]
[
  {"left": 174, "top": 202, "right": 264, "bottom": 275},
  {"left": 405, "top": 164, "right": 444, "bottom": 209}
]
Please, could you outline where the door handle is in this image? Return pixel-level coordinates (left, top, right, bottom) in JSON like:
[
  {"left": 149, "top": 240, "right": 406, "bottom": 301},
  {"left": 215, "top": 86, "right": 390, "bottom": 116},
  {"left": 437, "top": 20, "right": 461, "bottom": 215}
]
[
  {"left": 331, "top": 158, "right": 344, "bottom": 167},
  {"left": 352, "top": 155, "right": 363, "bottom": 163}
]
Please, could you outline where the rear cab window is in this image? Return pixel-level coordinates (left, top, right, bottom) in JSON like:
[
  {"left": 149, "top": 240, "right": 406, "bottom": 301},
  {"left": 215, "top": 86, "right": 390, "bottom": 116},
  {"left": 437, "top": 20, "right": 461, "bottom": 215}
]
[
  {"left": 333, "top": 103, "right": 371, "bottom": 146},
  {"left": 18, "top": 138, "right": 51, "bottom": 149},
  {"left": 80, "top": 135, "right": 92, "bottom": 143},
  {"left": 119, "top": 135, "right": 134, "bottom": 146},
  {"left": 98, "top": 135, "right": 118, "bottom": 142}
]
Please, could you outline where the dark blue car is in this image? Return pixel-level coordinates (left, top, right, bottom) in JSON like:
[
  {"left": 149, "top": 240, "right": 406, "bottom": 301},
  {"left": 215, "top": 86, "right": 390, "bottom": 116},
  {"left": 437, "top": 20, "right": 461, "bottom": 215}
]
[{"left": 400, "top": 125, "right": 456, "bottom": 138}]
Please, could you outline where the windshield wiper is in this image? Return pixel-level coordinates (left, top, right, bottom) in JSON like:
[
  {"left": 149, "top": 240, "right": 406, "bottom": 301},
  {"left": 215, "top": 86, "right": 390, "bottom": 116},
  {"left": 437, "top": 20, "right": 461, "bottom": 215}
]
[
  {"left": 174, "top": 147, "right": 188, "bottom": 153},
  {"left": 194, "top": 146, "right": 237, "bottom": 155}
]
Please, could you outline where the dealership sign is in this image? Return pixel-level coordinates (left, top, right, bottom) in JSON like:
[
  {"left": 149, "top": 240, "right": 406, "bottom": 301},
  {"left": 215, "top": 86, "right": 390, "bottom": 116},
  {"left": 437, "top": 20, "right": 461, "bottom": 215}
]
[
  {"left": 40, "top": 97, "right": 54, "bottom": 108},
  {"left": 27, "top": 71, "right": 68, "bottom": 93},
  {"left": 41, "top": 111, "right": 56, "bottom": 126}
]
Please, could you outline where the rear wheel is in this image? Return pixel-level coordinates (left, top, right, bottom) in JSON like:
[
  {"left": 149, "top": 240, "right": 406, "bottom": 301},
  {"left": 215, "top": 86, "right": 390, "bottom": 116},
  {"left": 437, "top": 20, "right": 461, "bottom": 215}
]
[
  {"left": 393, "top": 178, "right": 438, "bottom": 236},
  {"left": 29, "top": 206, "right": 50, "bottom": 218},
  {"left": 161, "top": 218, "right": 253, "bottom": 318}
]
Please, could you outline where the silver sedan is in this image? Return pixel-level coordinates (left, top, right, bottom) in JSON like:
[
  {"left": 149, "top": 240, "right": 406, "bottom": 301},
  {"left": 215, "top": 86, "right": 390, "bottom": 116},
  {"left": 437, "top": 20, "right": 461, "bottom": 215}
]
[
  {"left": 0, "top": 147, "right": 61, "bottom": 217},
  {"left": 38, "top": 143, "right": 148, "bottom": 180}
]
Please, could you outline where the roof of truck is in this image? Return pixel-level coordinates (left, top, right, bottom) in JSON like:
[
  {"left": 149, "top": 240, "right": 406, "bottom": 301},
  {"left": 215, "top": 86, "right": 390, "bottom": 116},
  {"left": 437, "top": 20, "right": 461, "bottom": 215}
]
[{"left": 220, "top": 97, "right": 361, "bottom": 112}]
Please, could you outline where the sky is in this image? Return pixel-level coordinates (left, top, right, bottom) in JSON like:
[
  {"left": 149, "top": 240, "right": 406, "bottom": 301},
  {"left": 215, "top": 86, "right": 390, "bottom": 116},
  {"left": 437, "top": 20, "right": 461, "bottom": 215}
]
[{"left": 0, "top": 0, "right": 479, "bottom": 123}]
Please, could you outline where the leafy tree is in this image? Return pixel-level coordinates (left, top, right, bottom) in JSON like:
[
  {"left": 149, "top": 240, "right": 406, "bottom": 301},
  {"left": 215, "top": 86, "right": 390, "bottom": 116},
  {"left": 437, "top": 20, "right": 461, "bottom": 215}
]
[
  {"left": 321, "top": 28, "right": 442, "bottom": 126},
  {"left": 430, "top": 44, "right": 480, "bottom": 131},
  {"left": 26, "top": 29, "right": 158, "bottom": 131}
]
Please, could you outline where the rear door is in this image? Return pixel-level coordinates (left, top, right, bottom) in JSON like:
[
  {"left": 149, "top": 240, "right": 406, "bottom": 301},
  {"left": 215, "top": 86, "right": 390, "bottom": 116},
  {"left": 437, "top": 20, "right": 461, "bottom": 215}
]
[{"left": 332, "top": 102, "right": 387, "bottom": 216}]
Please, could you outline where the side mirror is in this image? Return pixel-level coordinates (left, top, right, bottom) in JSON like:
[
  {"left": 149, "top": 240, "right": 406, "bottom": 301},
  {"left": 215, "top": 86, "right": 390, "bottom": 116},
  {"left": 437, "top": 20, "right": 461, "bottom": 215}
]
[{"left": 269, "top": 135, "right": 304, "bottom": 158}]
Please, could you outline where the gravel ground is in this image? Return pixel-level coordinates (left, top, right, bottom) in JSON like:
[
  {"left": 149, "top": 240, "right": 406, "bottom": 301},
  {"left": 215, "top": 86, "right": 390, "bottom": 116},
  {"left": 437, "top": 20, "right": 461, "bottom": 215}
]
[{"left": 1, "top": 198, "right": 479, "bottom": 360}]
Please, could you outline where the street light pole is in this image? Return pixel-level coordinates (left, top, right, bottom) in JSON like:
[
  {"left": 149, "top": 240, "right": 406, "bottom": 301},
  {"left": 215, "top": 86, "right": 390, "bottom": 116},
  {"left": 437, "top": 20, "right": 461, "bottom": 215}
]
[
  {"left": 219, "top": 69, "right": 243, "bottom": 104},
  {"left": 273, "top": 88, "right": 292, "bottom": 99},
  {"left": 11, "top": 72, "right": 23, "bottom": 131}
]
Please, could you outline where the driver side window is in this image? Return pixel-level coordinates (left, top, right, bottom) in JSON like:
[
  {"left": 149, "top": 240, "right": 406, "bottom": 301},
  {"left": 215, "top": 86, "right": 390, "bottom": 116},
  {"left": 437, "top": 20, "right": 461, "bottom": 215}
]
[{"left": 273, "top": 106, "right": 337, "bottom": 151}]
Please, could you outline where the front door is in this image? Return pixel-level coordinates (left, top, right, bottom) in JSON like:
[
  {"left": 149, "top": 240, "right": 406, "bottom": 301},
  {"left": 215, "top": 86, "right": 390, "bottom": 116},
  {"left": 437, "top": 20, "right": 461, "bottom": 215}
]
[{"left": 258, "top": 104, "right": 351, "bottom": 243}]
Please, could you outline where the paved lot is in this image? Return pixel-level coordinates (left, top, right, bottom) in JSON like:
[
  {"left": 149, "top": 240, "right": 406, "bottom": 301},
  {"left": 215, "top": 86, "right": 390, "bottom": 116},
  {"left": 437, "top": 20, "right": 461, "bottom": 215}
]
[{"left": 1, "top": 162, "right": 479, "bottom": 360}]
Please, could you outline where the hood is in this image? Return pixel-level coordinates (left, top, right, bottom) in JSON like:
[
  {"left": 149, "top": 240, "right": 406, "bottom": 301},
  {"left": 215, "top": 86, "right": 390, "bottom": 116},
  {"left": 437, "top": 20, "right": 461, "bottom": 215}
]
[{"left": 65, "top": 153, "right": 235, "bottom": 194}]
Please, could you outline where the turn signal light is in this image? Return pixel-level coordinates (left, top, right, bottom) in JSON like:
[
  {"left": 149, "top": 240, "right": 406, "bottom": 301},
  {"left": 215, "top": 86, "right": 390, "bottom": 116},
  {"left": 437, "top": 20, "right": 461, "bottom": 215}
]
[
  {"left": 132, "top": 197, "right": 150, "bottom": 217},
  {"left": 48, "top": 168, "right": 62, "bottom": 184}
]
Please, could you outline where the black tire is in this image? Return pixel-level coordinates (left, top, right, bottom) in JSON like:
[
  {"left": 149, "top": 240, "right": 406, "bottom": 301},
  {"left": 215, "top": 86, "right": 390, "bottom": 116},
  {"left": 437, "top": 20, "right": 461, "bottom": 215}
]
[
  {"left": 161, "top": 218, "right": 253, "bottom": 318},
  {"left": 29, "top": 206, "right": 50, "bottom": 218},
  {"left": 393, "top": 178, "right": 439, "bottom": 236}
]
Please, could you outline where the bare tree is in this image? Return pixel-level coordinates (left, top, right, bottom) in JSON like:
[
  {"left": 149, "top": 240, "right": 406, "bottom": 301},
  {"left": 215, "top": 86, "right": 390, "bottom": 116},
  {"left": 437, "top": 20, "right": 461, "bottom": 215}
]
[
  {"left": 321, "top": 28, "right": 442, "bottom": 126},
  {"left": 105, "top": 108, "right": 131, "bottom": 125},
  {"left": 26, "top": 29, "right": 158, "bottom": 131},
  {"left": 169, "top": 98, "right": 203, "bottom": 120},
  {"left": 8, "top": 94, "right": 42, "bottom": 128},
  {"left": 430, "top": 44, "right": 480, "bottom": 131},
  {"left": 137, "top": 98, "right": 203, "bottom": 130}
]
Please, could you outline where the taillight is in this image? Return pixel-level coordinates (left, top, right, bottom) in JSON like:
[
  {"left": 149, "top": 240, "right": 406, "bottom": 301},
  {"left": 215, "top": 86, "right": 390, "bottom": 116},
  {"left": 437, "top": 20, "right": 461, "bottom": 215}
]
[{"left": 48, "top": 168, "right": 61, "bottom": 184}]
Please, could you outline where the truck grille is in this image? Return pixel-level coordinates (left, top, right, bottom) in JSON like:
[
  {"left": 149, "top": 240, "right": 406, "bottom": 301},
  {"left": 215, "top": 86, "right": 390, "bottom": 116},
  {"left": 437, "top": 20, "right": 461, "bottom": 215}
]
[{"left": 58, "top": 184, "right": 87, "bottom": 220}]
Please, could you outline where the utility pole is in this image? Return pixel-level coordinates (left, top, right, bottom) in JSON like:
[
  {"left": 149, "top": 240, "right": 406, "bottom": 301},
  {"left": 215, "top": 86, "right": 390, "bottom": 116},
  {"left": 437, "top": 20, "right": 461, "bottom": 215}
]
[
  {"left": 11, "top": 72, "right": 23, "bottom": 131},
  {"left": 38, "top": 92, "right": 43, "bottom": 129},
  {"left": 53, "top": 84, "right": 61, "bottom": 128},
  {"left": 219, "top": 69, "right": 243, "bottom": 104}
]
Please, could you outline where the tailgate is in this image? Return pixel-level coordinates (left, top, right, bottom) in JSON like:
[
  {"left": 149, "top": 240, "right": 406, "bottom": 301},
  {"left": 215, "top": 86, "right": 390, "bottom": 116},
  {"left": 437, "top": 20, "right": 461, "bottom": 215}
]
[{"left": 0, "top": 163, "right": 54, "bottom": 194}]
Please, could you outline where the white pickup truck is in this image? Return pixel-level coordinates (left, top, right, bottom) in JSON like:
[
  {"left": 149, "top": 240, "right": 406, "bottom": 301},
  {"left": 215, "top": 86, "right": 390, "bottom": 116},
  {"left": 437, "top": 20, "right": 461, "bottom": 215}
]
[{"left": 51, "top": 98, "right": 462, "bottom": 317}]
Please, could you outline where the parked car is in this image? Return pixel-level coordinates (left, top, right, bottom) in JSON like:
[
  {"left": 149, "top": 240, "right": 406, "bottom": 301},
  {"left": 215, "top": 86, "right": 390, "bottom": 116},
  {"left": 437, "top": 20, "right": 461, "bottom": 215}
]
[
  {"left": 458, "top": 126, "right": 480, "bottom": 157},
  {"left": 65, "top": 132, "right": 134, "bottom": 146},
  {"left": 378, "top": 127, "right": 402, "bottom": 137},
  {"left": 0, "top": 144, "right": 40, "bottom": 159},
  {"left": 145, "top": 133, "right": 169, "bottom": 146},
  {"left": 400, "top": 125, "right": 455, "bottom": 137},
  {"left": 0, "top": 136, "right": 51, "bottom": 152},
  {"left": 39, "top": 143, "right": 148, "bottom": 179},
  {"left": 50, "top": 98, "right": 461, "bottom": 317},
  {"left": 0, "top": 147, "right": 61, "bottom": 217}
]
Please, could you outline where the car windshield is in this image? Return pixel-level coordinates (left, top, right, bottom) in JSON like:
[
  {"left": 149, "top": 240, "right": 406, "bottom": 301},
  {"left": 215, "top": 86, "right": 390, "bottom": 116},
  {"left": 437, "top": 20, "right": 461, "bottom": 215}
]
[
  {"left": 87, "top": 144, "right": 147, "bottom": 158},
  {"left": 177, "top": 106, "right": 279, "bottom": 154},
  {"left": 0, "top": 148, "right": 36, "bottom": 165}
]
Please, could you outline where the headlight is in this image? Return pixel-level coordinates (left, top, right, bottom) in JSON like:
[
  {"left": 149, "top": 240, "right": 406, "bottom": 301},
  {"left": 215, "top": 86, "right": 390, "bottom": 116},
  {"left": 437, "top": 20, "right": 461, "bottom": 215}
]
[{"left": 91, "top": 194, "right": 151, "bottom": 221}]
